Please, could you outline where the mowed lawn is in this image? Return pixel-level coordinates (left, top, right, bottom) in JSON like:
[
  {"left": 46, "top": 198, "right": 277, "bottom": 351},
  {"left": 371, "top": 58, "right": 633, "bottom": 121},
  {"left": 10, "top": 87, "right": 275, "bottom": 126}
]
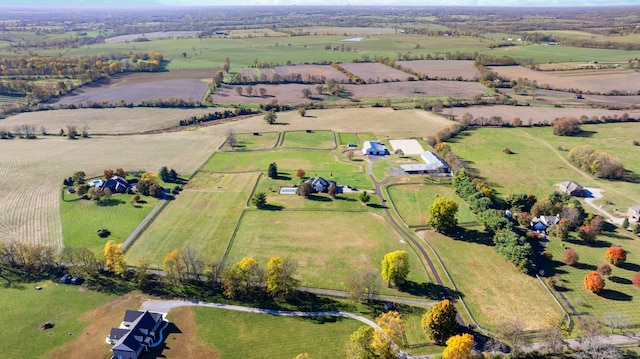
[
  {"left": 219, "top": 131, "right": 280, "bottom": 152},
  {"left": 191, "top": 306, "right": 362, "bottom": 359},
  {"left": 60, "top": 193, "right": 159, "bottom": 253},
  {"left": 421, "top": 229, "right": 562, "bottom": 330},
  {"left": 226, "top": 211, "right": 431, "bottom": 298},
  {"left": 545, "top": 229, "right": 640, "bottom": 328},
  {"left": 0, "top": 281, "right": 116, "bottom": 359},
  {"left": 281, "top": 130, "right": 336, "bottom": 149},
  {"left": 201, "top": 149, "right": 363, "bottom": 174},
  {"left": 125, "top": 172, "right": 258, "bottom": 265},
  {"left": 387, "top": 184, "right": 476, "bottom": 226}
]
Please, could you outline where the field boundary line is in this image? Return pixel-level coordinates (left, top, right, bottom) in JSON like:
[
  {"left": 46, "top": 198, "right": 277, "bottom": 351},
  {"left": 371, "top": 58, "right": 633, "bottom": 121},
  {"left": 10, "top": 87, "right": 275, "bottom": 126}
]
[
  {"left": 121, "top": 198, "right": 169, "bottom": 252},
  {"left": 536, "top": 274, "right": 573, "bottom": 330},
  {"left": 218, "top": 209, "right": 248, "bottom": 270},
  {"left": 245, "top": 172, "right": 263, "bottom": 207}
]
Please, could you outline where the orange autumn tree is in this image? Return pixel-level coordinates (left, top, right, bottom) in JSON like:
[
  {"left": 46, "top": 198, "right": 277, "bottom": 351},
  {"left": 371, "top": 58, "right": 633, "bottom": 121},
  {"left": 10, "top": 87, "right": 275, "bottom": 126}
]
[
  {"left": 584, "top": 272, "right": 605, "bottom": 293},
  {"left": 605, "top": 246, "right": 627, "bottom": 266},
  {"left": 632, "top": 272, "right": 640, "bottom": 289}
]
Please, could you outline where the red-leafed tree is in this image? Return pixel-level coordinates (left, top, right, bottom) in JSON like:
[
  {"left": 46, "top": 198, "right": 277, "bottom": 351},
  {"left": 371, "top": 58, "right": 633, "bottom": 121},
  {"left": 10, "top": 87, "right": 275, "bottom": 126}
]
[
  {"left": 578, "top": 225, "right": 597, "bottom": 242},
  {"left": 632, "top": 272, "right": 640, "bottom": 289},
  {"left": 562, "top": 248, "right": 579, "bottom": 266},
  {"left": 605, "top": 246, "right": 627, "bottom": 266},
  {"left": 584, "top": 272, "right": 605, "bottom": 293},
  {"left": 104, "top": 169, "right": 115, "bottom": 179},
  {"left": 296, "top": 169, "right": 306, "bottom": 179}
]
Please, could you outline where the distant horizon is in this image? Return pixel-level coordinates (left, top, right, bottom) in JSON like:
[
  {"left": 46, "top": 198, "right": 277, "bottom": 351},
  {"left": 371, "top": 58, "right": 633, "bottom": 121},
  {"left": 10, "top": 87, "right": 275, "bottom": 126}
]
[{"left": 2, "top": 1, "right": 640, "bottom": 8}]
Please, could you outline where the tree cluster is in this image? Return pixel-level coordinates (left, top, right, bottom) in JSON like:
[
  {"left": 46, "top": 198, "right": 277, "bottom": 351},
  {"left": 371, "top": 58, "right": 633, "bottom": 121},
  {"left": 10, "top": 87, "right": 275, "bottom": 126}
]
[
  {"left": 346, "top": 311, "right": 405, "bottom": 359},
  {"left": 567, "top": 145, "right": 626, "bottom": 180},
  {"left": 552, "top": 117, "right": 582, "bottom": 136},
  {"left": 221, "top": 256, "right": 299, "bottom": 301},
  {"left": 178, "top": 108, "right": 255, "bottom": 127}
]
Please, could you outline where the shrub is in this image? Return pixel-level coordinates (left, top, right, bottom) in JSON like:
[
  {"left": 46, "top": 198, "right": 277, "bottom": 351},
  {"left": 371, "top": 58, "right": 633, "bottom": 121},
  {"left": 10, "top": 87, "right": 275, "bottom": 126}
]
[
  {"left": 503, "top": 147, "right": 514, "bottom": 154},
  {"left": 605, "top": 246, "right": 627, "bottom": 266},
  {"left": 578, "top": 225, "right": 597, "bottom": 242},
  {"left": 552, "top": 117, "right": 582, "bottom": 136},
  {"left": 562, "top": 248, "right": 579, "bottom": 266},
  {"left": 584, "top": 272, "right": 605, "bottom": 293},
  {"left": 632, "top": 272, "right": 640, "bottom": 289},
  {"left": 597, "top": 263, "right": 612, "bottom": 277}
]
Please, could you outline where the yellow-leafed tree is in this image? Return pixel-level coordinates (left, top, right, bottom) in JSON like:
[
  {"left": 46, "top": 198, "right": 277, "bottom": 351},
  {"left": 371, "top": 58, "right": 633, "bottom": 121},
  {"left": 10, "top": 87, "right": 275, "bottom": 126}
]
[
  {"left": 442, "top": 333, "right": 473, "bottom": 359},
  {"left": 381, "top": 250, "right": 410, "bottom": 287},
  {"left": 103, "top": 240, "right": 126, "bottom": 277}
]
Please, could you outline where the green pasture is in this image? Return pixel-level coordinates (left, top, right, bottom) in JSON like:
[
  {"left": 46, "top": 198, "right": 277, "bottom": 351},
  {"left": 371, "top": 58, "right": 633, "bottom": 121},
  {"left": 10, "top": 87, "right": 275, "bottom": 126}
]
[
  {"left": 125, "top": 172, "right": 258, "bottom": 266},
  {"left": 387, "top": 184, "right": 476, "bottom": 227},
  {"left": 338, "top": 132, "right": 359, "bottom": 146},
  {"left": 485, "top": 44, "right": 640, "bottom": 64},
  {"left": 226, "top": 210, "right": 433, "bottom": 299},
  {"left": 448, "top": 124, "right": 640, "bottom": 210},
  {"left": 201, "top": 149, "right": 364, "bottom": 174},
  {"left": 544, "top": 229, "right": 640, "bottom": 329},
  {"left": 423, "top": 229, "right": 562, "bottom": 331},
  {"left": 192, "top": 307, "right": 362, "bottom": 359},
  {"left": 0, "top": 94, "right": 25, "bottom": 106},
  {"left": 371, "top": 158, "right": 390, "bottom": 181},
  {"left": 64, "top": 34, "right": 489, "bottom": 70},
  {"left": 220, "top": 131, "right": 279, "bottom": 151},
  {"left": 0, "top": 280, "right": 115, "bottom": 359},
  {"left": 60, "top": 192, "right": 159, "bottom": 253},
  {"left": 281, "top": 130, "right": 336, "bottom": 149}
]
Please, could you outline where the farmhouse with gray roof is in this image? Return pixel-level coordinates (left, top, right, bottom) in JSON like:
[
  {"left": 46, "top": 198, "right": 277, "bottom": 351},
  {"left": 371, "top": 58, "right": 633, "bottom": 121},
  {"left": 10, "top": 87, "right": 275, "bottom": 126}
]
[
  {"left": 629, "top": 205, "right": 640, "bottom": 222},
  {"left": 108, "top": 310, "right": 164, "bottom": 359},
  {"left": 307, "top": 177, "right": 335, "bottom": 192}
]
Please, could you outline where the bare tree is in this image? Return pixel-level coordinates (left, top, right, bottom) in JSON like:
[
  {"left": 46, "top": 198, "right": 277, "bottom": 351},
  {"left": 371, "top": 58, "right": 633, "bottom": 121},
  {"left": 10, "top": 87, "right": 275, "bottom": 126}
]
[
  {"left": 344, "top": 270, "right": 379, "bottom": 303},
  {"left": 498, "top": 318, "right": 529, "bottom": 357},
  {"left": 541, "top": 325, "right": 566, "bottom": 355},
  {"left": 604, "top": 311, "right": 629, "bottom": 334},
  {"left": 182, "top": 246, "right": 204, "bottom": 282},
  {"left": 226, "top": 129, "right": 237, "bottom": 148}
]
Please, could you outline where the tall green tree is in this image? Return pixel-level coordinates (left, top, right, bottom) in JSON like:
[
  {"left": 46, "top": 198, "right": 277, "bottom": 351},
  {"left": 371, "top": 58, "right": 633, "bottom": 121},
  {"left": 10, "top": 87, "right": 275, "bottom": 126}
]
[
  {"left": 428, "top": 197, "right": 458, "bottom": 233},
  {"left": 252, "top": 192, "right": 267, "bottom": 209},
  {"left": 421, "top": 299, "right": 459, "bottom": 344},
  {"left": 268, "top": 162, "right": 278, "bottom": 179},
  {"left": 381, "top": 250, "right": 410, "bottom": 287},
  {"left": 264, "top": 110, "right": 277, "bottom": 124},
  {"left": 346, "top": 326, "right": 377, "bottom": 359}
]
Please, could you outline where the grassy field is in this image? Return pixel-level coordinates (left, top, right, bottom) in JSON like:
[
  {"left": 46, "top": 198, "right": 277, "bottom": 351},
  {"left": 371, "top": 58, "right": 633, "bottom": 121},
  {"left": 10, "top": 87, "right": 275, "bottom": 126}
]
[
  {"left": 281, "top": 130, "right": 336, "bottom": 149},
  {"left": 226, "top": 210, "right": 432, "bottom": 298},
  {"left": 60, "top": 193, "right": 159, "bottom": 252},
  {"left": 387, "top": 183, "right": 476, "bottom": 226},
  {"left": 487, "top": 44, "right": 640, "bottom": 64},
  {"left": 0, "top": 280, "right": 117, "bottom": 359},
  {"left": 201, "top": 149, "right": 363, "bottom": 174},
  {"left": 192, "top": 306, "right": 362, "bottom": 359},
  {"left": 420, "top": 229, "right": 562, "bottom": 330},
  {"left": 448, "top": 123, "right": 640, "bottom": 211},
  {"left": 125, "top": 172, "right": 258, "bottom": 266},
  {"left": 220, "top": 131, "right": 279, "bottom": 151},
  {"left": 544, "top": 229, "right": 640, "bottom": 329}
]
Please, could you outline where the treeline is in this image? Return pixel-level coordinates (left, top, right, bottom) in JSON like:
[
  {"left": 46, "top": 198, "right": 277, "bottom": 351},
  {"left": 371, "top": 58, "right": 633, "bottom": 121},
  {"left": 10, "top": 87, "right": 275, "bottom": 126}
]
[
  {"left": 567, "top": 145, "right": 627, "bottom": 180},
  {"left": 6, "top": 34, "right": 106, "bottom": 51},
  {"left": 452, "top": 169, "right": 537, "bottom": 273},
  {"left": 179, "top": 108, "right": 256, "bottom": 127}
]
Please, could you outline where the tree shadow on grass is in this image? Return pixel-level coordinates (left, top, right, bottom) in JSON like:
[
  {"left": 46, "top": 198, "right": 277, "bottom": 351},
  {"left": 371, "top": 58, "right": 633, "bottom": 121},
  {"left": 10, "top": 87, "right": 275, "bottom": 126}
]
[
  {"left": 96, "top": 198, "right": 124, "bottom": 207},
  {"left": 565, "top": 237, "right": 611, "bottom": 248},
  {"left": 398, "top": 281, "right": 459, "bottom": 301},
  {"left": 574, "top": 262, "right": 597, "bottom": 271},
  {"left": 307, "top": 194, "right": 332, "bottom": 202},
  {"left": 366, "top": 203, "right": 387, "bottom": 209},
  {"left": 620, "top": 262, "right": 640, "bottom": 272},
  {"left": 275, "top": 173, "right": 291, "bottom": 181},
  {"left": 609, "top": 276, "right": 632, "bottom": 285},
  {"left": 85, "top": 275, "right": 133, "bottom": 295},
  {"left": 450, "top": 227, "right": 493, "bottom": 246},
  {"left": 262, "top": 204, "right": 284, "bottom": 211},
  {"left": 146, "top": 322, "right": 182, "bottom": 359},
  {"left": 598, "top": 289, "right": 632, "bottom": 301},
  {"left": 335, "top": 196, "right": 356, "bottom": 202}
]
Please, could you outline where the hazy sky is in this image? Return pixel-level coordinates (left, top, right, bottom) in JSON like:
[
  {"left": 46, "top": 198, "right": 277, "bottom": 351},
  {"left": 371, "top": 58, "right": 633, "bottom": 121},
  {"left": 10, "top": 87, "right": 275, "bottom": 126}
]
[{"left": 4, "top": 0, "right": 640, "bottom": 6}]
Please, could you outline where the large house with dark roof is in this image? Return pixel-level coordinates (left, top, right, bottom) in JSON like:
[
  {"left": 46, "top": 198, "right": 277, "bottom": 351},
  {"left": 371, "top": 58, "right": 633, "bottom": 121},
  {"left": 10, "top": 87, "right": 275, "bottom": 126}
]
[
  {"left": 97, "top": 176, "right": 132, "bottom": 194},
  {"left": 362, "top": 141, "right": 389, "bottom": 156},
  {"left": 108, "top": 310, "right": 164, "bottom": 359},
  {"left": 307, "top": 177, "right": 336, "bottom": 192}
]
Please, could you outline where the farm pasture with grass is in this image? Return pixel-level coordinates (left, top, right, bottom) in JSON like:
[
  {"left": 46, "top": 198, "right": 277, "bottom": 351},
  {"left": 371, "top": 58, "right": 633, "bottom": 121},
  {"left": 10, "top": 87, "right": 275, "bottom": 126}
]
[
  {"left": 0, "top": 279, "right": 118, "bottom": 359},
  {"left": 60, "top": 193, "right": 159, "bottom": 253},
  {"left": 448, "top": 124, "right": 640, "bottom": 210},
  {"left": 192, "top": 306, "right": 362, "bottom": 359},
  {"left": 125, "top": 172, "right": 258, "bottom": 265},
  {"left": 419, "top": 229, "right": 563, "bottom": 331},
  {"left": 486, "top": 45, "right": 640, "bottom": 67},
  {"left": 226, "top": 210, "right": 433, "bottom": 298},
  {"left": 281, "top": 130, "right": 336, "bottom": 149},
  {"left": 220, "top": 131, "right": 279, "bottom": 151},
  {"left": 387, "top": 183, "right": 476, "bottom": 227}
]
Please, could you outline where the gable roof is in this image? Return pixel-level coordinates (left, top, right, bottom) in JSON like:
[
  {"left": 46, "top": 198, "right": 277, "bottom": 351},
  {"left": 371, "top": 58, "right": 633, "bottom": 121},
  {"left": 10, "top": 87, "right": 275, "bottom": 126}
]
[
  {"left": 420, "top": 151, "right": 450, "bottom": 171},
  {"left": 362, "top": 141, "right": 388, "bottom": 154},
  {"left": 630, "top": 206, "right": 640, "bottom": 214},
  {"left": 100, "top": 175, "right": 131, "bottom": 193},
  {"left": 111, "top": 310, "right": 164, "bottom": 357},
  {"left": 559, "top": 181, "right": 584, "bottom": 195}
]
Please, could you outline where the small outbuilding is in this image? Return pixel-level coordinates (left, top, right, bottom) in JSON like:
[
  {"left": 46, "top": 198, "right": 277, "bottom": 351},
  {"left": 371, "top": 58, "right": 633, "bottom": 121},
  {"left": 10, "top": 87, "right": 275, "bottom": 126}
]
[
  {"left": 362, "top": 141, "right": 389, "bottom": 156},
  {"left": 629, "top": 205, "right": 640, "bottom": 222},
  {"left": 559, "top": 181, "right": 585, "bottom": 197}
]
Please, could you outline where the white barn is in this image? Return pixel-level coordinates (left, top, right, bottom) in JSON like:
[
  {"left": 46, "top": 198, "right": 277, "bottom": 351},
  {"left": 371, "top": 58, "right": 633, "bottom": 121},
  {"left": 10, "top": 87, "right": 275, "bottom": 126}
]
[
  {"left": 401, "top": 151, "right": 450, "bottom": 174},
  {"left": 362, "top": 141, "right": 389, "bottom": 156}
]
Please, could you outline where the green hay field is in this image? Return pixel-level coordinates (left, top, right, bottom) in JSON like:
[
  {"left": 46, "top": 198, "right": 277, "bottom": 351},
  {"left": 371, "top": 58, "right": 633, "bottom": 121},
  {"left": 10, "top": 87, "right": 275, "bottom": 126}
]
[
  {"left": 225, "top": 210, "right": 432, "bottom": 298},
  {"left": 125, "top": 172, "right": 258, "bottom": 265},
  {"left": 60, "top": 193, "right": 159, "bottom": 253},
  {"left": 281, "top": 130, "right": 336, "bottom": 149},
  {"left": 422, "top": 229, "right": 562, "bottom": 330},
  {"left": 219, "top": 132, "right": 279, "bottom": 151},
  {"left": 387, "top": 183, "right": 476, "bottom": 226}
]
